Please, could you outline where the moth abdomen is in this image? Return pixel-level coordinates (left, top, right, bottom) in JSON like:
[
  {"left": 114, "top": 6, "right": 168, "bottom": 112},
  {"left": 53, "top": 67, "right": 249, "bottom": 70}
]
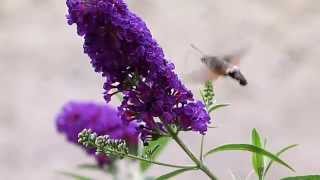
[{"left": 228, "top": 70, "right": 247, "bottom": 86}]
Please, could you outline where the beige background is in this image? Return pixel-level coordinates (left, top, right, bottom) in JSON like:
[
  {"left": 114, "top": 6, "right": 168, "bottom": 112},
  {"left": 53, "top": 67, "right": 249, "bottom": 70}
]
[{"left": 1, "top": 0, "right": 320, "bottom": 179}]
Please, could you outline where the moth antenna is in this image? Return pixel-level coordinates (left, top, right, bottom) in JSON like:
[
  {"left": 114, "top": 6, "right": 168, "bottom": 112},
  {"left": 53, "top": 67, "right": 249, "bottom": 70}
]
[{"left": 190, "top": 43, "right": 205, "bottom": 55}]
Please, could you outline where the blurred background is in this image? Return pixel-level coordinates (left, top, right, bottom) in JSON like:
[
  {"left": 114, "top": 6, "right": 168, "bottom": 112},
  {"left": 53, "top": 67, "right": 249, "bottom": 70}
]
[{"left": 1, "top": 0, "right": 320, "bottom": 179}]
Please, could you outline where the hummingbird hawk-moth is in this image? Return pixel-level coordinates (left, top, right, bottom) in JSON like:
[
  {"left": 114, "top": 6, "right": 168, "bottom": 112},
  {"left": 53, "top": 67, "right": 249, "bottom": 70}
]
[{"left": 186, "top": 44, "right": 248, "bottom": 86}]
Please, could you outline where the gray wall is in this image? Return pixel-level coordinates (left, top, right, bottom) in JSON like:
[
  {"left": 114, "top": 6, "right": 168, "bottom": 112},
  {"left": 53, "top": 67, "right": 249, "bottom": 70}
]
[{"left": 1, "top": 0, "right": 320, "bottom": 179}]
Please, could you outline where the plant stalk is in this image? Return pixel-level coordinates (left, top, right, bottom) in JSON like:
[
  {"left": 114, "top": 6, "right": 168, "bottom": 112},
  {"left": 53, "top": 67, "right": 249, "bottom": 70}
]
[
  {"left": 166, "top": 126, "right": 218, "bottom": 180},
  {"left": 101, "top": 147, "right": 194, "bottom": 169},
  {"left": 200, "top": 135, "right": 205, "bottom": 162},
  {"left": 126, "top": 154, "right": 195, "bottom": 169}
]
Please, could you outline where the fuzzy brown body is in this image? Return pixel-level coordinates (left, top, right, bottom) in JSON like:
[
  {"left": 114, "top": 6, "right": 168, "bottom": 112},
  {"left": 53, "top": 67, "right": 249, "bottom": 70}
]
[
  {"left": 186, "top": 44, "right": 248, "bottom": 86},
  {"left": 201, "top": 56, "right": 231, "bottom": 75},
  {"left": 201, "top": 55, "right": 248, "bottom": 86}
]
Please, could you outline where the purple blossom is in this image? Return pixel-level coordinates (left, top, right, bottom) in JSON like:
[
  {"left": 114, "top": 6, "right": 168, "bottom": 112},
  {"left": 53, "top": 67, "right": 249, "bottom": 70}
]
[
  {"left": 66, "top": 0, "right": 211, "bottom": 143},
  {"left": 56, "top": 101, "right": 138, "bottom": 166}
]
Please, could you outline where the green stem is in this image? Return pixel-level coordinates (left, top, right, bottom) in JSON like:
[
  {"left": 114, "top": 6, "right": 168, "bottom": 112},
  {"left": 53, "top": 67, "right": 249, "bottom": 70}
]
[
  {"left": 103, "top": 147, "right": 195, "bottom": 169},
  {"left": 166, "top": 126, "right": 218, "bottom": 180},
  {"left": 200, "top": 135, "right": 205, "bottom": 162},
  {"left": 126, "top": 154, "right": 196, "bottom": 169}
]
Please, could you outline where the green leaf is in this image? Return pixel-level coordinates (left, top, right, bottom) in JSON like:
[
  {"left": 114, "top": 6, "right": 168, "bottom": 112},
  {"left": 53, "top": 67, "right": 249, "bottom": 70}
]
[
  {"left": 58, "top": 171, "right": 93, "bottom": 180},
  {"left": 251, "top": 129, "right": 264, "bottom": 180},
  {"left": 204, "top": 144, "right": 295, "bottom": 172},
  {"left": 77, "top": 163, "right": 115, "bottom": 174},
  {"left": 208, "top": 104, "right": 230, "bottom": 113},
  {"left": 77, "top": 164, "right": 100, "bottom": 170},
  {"left": 155, "top": 167, "right": 196, "bottom": 180},
  {"left": 281, "top": 175, "right": 320, "bottom": 180},
  {"left": 140, "top": 137, "right": 170, "bottom": 172},
  {"left": 264, "top": 144, "right": 298, "bottom": 177},
  {"left": 208, "top": 126, "right": 218, "bottom": 129},
  {"left": 144, "top": 177, "right": 156, "bottom": 180}
]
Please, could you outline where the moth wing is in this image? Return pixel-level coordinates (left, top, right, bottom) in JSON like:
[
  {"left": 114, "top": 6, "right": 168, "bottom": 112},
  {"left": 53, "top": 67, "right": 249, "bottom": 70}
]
[
  {"left": 224, "top": 47, "right": 248, "bottom": 66},
  {"left": 225, "top": 55, "right": 241, "bottom": 66},
  {"left": 184, "top": 66, "right": 220, "bottom": 84}
]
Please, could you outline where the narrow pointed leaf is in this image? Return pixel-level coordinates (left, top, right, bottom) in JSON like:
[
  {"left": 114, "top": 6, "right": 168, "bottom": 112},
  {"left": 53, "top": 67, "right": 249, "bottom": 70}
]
[
  {"left": 155, "top": 167, "right": 196, "bottom": 180},
  {"left": 77, "top": 164, "right": 100, "bottom": 170},
  {"left": 144, "top": 177, "right": 156, "bottom": 180},
  {"left": 281, "top": 175, "right": 320, "bottom": 180},
  {"left": 251, "top": 129, "right": 264, "bottom": 180},
  {"left": 77, "top": 163, "right": 116, "bottom": 174},
  {"left": 204, "top": 144, "right": 295, "bottom": 172},
  {"left": 58, "top": 171, "right": 93, "bottom": 180},
  {"left": 264, "top": 144, "right": 298, "bottom": 177},
  {"left": 208, "top": 104, "right": 230, "bottom": 113},
  {"left": 140, "top": 137, "right": 170, "bottom": 172},
  {"left": 208, "top": 126, "right": 218, "bottom": 129}
]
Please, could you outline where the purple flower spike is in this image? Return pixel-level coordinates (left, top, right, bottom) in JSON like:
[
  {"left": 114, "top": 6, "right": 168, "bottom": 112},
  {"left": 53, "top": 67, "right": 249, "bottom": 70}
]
[
  {"left": 56, "top": 101, "right": 139, "bottom": 166},
  {"left": 66, "top": 0, "right": 211, "bottom": 143}
]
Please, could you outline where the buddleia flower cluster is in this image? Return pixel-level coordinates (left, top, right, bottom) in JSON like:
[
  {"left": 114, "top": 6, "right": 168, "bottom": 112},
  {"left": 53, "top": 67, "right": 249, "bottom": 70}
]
[
  {"left": 56, "top": 101, "right": 138, "bottom": 166},
  {"left": 66, "top": 0, "right": 211, "bottom": 144}
]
